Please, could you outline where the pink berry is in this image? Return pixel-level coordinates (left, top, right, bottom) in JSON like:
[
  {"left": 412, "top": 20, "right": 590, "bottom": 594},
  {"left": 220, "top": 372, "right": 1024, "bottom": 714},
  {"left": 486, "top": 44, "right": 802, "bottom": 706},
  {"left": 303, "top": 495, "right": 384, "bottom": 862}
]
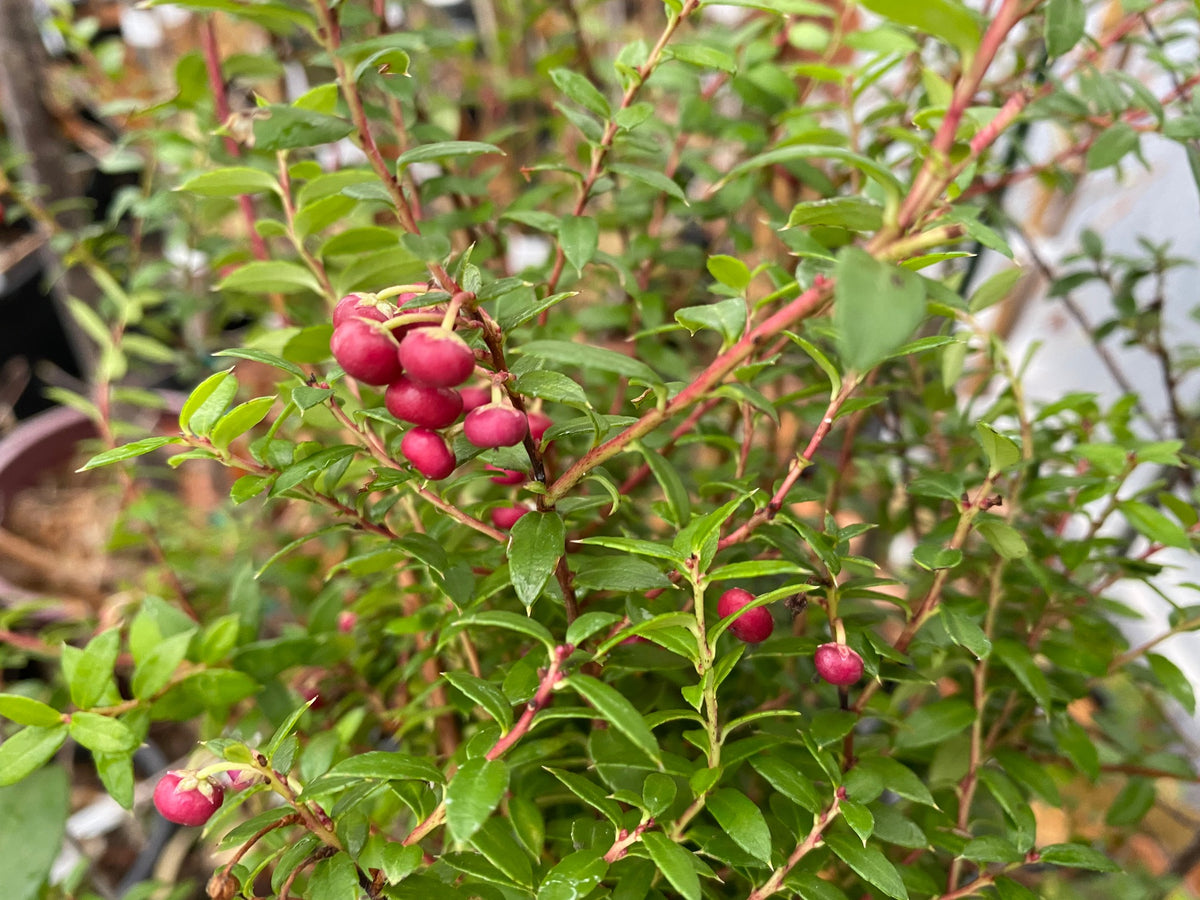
[
  {"left": 528, "top": 412, "right": 553, "bottom": 444},
  {"left": 397, "top": 327, "right": 476, "bottom": 388},
  {"left": 333, "top": 293, "right": 390, "bottom": 327},
  {"left": 337, "top": 611, "right": 357, "bottom": 633},
  {"left": 386, "top": 376, "right": 464, "bottom": 429},
  {"left": 464, "top": 403, "right": 528, "bottom": 449},
  {"left": 491, "top": 506, "right": 529, "bottom": 529},
  {"left": 330, "top": 319, "right": 403, "bottom": 385},
  {"left": 717, "top": 588, "right": 774, "bottom": 643},
  {"left": 814, "top": 643, "right": 864, "bottom": 686},
  {"left": 459, "top": 386, "right": 491, "bottom": 413},
  {"left": 225, "top": 769, "right": 259, "bottom": 790},
  {"left": 486, "top": 465, "right": 525, "bottom": 485},
  {"left": 401, "top": 427, "right": 457, "bottom": 480},
  {"left": 153, "top": 771, "right": 225, "bottom": 826}
]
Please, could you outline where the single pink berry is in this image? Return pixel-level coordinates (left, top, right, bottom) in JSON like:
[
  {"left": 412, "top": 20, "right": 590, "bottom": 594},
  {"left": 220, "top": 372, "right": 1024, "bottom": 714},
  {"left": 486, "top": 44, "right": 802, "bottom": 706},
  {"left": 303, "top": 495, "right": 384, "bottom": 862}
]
[
  {"left": 814, "top": 643, "right": 864, "bottom": 686},
  {"left": 717, "top": 588, "right": 774, "bottom": 643},
  {"left": 330, "top": 319, "right": 403, "bottom": 385},
  {"left": 153, "top": 771, "right": 225, "bottom": 826},
  {"left": 332, "top": 293, "right": 390, "bottom": 327},
  {"left": 528, "top": 412, "right": 553, "bottom": 444},
  {"left": 486, "top": 465, "right": 525, "bottom": 485},
  {"left": 401, "top": 427, "right": 457, "bottom": 480},
  {"left": 337, "top": 611, "right": 357, "bottom": 633},
  {"left": 386, "top": 376, "right": 464, "bottom": 429},
  {"left": 491, "top": 506, "right": 529, "bottom": 529},
  {"left": 464, "top": 403, "right": 528, "bottom": 449},
  {"left": 459, "top": 386, "right": 491, "bottom": 413},
  {"left": 397, "top": 327, "right": 476, "bottom": 388}
]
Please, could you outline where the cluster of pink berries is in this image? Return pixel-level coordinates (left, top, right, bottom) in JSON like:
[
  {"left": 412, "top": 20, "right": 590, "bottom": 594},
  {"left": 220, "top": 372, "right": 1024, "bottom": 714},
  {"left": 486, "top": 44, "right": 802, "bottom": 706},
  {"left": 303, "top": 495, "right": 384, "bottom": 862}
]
[
  {"left": 329, "top": 293, "right": 549, "bottom": 487},
  {"left": 717, "top": 588, "right": 864, "bottom": 685}
]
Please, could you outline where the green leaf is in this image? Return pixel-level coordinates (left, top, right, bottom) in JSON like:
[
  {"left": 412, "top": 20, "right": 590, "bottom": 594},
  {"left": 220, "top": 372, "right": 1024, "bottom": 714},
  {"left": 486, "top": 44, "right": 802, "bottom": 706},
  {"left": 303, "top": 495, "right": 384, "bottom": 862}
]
[
  {"left": 638, "top": 444, "right": 690, "bottom": 526},
  {"left": 675, "top": 297, "right": 747, "bottom": 345},
  {"left": 1045, "top": 0, "right": 1086, "bottom": 56},
  {"left": 309, "top": 853, "right": 359, "bottom": 900},
  {"left": 1118, "top": 500, "right": 1192, "bottom": 549},
  {"left": 550, "top": 68, "right": 610, "bottom": 117},
  {"left": 993, "top": 638, "right": 1053, "bottom": 710},
  {"left": 213, "top": 347, "right": 306, "bottom": 379},
  {"left": 325, "top": 751, "right": 444, "bottom": 784},
  {"left": 609, "top": 162, "right": 689, "bottom": 205},
  {"left": 665, "top": 42, "right": 738, "bottom": 73},
  {"left": 573, "top": 557, "right": 670, "bottom": 593},
  {"left": 178, "top": 166, "right": 279, "bottom": 197},
  {"left": 567, "top": 675, "right": 661, "bottom": 764},
  {"left": 707, "top": 788, "right": 773, "bottom": 863},
  {"left": 68, "top": 712, "right": 139, "bottom": 754},
  {"left": 1147, "top": 653, "right": 1196, "bottom": 715},
  {"left": 253, "top": 105, "right": 353, "bottom": 151},
  {"left": 69, "top": 629, "right": 121, "bottom": 710},
  {"left": 508, "top": 512, "right": 565, "bottom": 608},
  {"left": 0, "top": 695, "right": 62, "bottom": 728},
  {"left": 643, "top": 832, "right": 701, "bottom": 900},
  {"left": 824, "top": 831, "right": 909, "bottom": 899},
  {"left": 0, "top": 766, "right": 70, "bottom": 900},
  {"left": 76, "top": 436, "right": 179, "bottom": 472},
  {"left": 446, "top": 758, "right": 509, "bottom": 844},
  {"left": 976, "top": 520, "right": 1029, "bottom": 559},
  {"left": 978, "top": 768, "right": 1037, "bottom": 852},
  {"left": 1105, "top": 777, "right": 1156, "bottom": 827},
  {"left": 912, "top": 543, "right": 963, "bottom": 571},
  {"left": 968, "top": 267, "right": 1022, "bottom": 313},
  {"left": 211, "top": 396, "right": 276, "bottom": 450},
  {"left": 545, "top": 768, "right": 623, "bottom": 826},
  {"left": 536, "top": 848, "right": 608, "bottom": 900},
  {"left": 895, "top": 698, "right": 975, "bottom": 749},
  {"left": 443, "top": 671, "right": 513, "bottom": 733},
  {"left": 495, "top": 289, "right": 577, "bottom": 331},
  {"left": 787, "top": 196, "right": 883, "bottom": 231},
  {"left": 859, "top": 0, "right": 980, "bottom": 60},
  {"left": 397, "top": 141, "right": 505, "bottom": 167},
  {"left": 977, "top": 422, "right": 1021, "bottom": 474},
  {"left": 559, "top": 215, "right": 599, "bottom": 275},
  {"left": 750, "top": 756, "right": 821, "bottom": 813},
  {"left": 1039, "top": 843, "right": 1120, "bottom": 872},
  {"left": 643, "top": 772, "right": 677, "bottom": 818},
  {"left": 962, "top": 835, "right": 1024, "bottom": 864},
  {"left": 131, "top": 631, "right": 193, "bottom": 700},
  {"left": 217, "top": 260, "right": 323, "bottom": 295},
  {"left": 518, "top": 340, "right": 662, "bottom": 386},
  {"left": 724, "top": 145, "right": 904, "bottom": 211},
  {"left": 575, "top": 536, "right": 686, "bottom": 564},
  {"left": 445, "top": 611, "right": 556, "bottom": 653},
  {"left": 706, "top": 255, "right": 751, "bottom": 291},
  {"left": 940, "top": 605, "right": 993, "bottom": 660},
  {"left": 853, "top": 756, "right": 939, "bottom": 808},
  {"left": 470, "top": 818, "right": 535, "bottom": 888},
  {"left": 834, "top": 247, "right": 927, "bottom": 372},
  {"left": 0, "top": 726, "right": 69, "bottom": 786},
  {"left": 1086, "top": 121, "right": 1140, "bottom": 170}
]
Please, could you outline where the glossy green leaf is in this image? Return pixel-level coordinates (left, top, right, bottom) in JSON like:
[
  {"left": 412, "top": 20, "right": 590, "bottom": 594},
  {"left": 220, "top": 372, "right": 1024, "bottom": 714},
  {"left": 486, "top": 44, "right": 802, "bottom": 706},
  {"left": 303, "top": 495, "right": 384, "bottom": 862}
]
[
  {"left": 443, "top": 671, "right": 514, "bottom": 733},
  {"left": 536, "top": 848, "right": 608, "bottom": 900},
  {"left": 707, "top": 788, "right": 773, "bottom": 863},
  {"left": 0, "top": 726, "right": 69, "bottom": 786},
  {"left": 824, "top": 831, "right": 909, "bottom": 899},
  {"left": 0, "top": 766, "right": 69, "bottom": 900},
  {"left": 567, "top": 675, "right": 660, "bottom": 764},
  {"left": 508, "top": 512, "right": 565, "bottom": 608},
  {"left": 834, "top": 247, "right": 927, "bottom": 372},
  {"left": 445, "top": 758, "right": 508, "bottom": 843},
  {"left": 178, "top": 166, "right": 279, "bottom": 197},
  {"left": 643, "top": 832, "right": 700, "bottom": 900}
]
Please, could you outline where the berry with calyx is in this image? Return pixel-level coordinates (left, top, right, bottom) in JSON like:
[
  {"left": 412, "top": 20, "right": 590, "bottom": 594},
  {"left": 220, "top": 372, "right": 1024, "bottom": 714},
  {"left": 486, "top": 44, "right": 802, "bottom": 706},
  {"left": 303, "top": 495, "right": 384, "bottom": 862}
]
[
  {"left": 814, "top": 643, "right": 864, "bottom": 686},
  {"left": 487, "top": 465, "right": 525, "bottom": 485},
  {"left": 460, "top": 386, "right": 491, "bottom": 413},
  {"left": 528, "top": 411, "right": 553, "bottom": 444},
  {"left": 153, "top": 771, "right": 225, "bottom": 826},
  {"left": 386, "top": 376, "right": 464, "bottom": 429},
  {"left": 333, "top": 293, "right": 390, "bottom": 327},
  {"left": 397, "top": 326, "right": 475, "bottom": 388},
  {"left": 330, "top": 319, "right": 403, "bottom": 385},
  {"left": 224, "top": 769, "right": 260, "bottom": 790},
  {"left": 491, "top": 505, "right": 529, "bottom": 529},
  {"left": 717, "top": 588, "right": 773, "bottom": 643},
  {"left": 464, "top": 403, "right": 528, "bottom": 449},
  {"left": 401, "top": 427, "right": 457, "bottom": 480}
]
